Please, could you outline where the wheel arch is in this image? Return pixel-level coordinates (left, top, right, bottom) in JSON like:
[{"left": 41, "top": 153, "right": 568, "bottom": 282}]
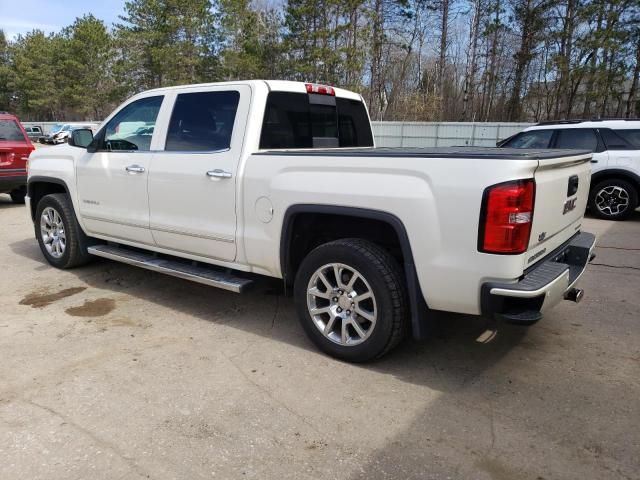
[
  {"left": 280, "top": 204, "right": 431, "bottom": 339},
  {"left": 27, "top": 176, "right": 72, "bottom": 222}
]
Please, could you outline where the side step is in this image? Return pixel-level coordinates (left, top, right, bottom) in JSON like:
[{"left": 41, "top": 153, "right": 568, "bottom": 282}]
[{"left": 87, "top": 244, "right": 253, "bottom": 293}]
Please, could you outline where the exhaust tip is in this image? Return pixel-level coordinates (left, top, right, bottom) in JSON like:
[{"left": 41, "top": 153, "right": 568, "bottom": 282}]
[{"left": 564, "top": 287, "right": 584, "bottom": 303}]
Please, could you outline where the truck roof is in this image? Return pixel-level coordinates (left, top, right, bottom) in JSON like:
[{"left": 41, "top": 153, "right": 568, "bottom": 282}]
[
  {"left": 142, "top": 80, "right": 362, "bottom": 101},
  {"left": 255, "top": 147, "right": 592, "bottom": 160}
]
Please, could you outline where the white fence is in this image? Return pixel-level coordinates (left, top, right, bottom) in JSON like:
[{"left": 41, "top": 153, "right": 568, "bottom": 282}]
[{"left": 371, "top": 121, "right": 533, "bottom": 148}]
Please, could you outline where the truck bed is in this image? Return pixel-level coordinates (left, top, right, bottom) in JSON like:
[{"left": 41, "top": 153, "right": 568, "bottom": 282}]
[{"left": 256, "top": 147, "right": 591, "bottom": 160}]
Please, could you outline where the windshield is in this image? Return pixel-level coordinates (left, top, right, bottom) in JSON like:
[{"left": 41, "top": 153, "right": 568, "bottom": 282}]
[
  {"left": 50, "top": 124, "right": 63, "bottom": 133},
  {"left": 0, "top": 120, "right": 26, "bottom": 141},
  {"left": 62, "top": 125, "right": 71, "bottom": 131}
]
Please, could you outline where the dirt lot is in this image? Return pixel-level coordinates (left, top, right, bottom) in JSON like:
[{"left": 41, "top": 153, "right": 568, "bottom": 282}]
[{"left": 1, "top": 195, "right": 638, "bottom": 480}]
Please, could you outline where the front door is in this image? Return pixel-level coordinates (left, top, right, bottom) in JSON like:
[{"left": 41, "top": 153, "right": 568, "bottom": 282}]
[
  {"left": 148, "top": 85, "right": 251, "bottom": 261},
  {"left": 76, "top": 95, "right": 165, "bottom": 245}
]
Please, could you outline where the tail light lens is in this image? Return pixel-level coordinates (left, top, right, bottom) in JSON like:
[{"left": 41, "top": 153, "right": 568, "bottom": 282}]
[{"left": 479, "top": 179, "right": 535, "bottom": 254}]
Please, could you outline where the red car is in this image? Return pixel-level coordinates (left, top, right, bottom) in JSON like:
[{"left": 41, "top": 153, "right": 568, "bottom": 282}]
[{"left": 0, "top": 112, "right": 35, "bottom": 203}]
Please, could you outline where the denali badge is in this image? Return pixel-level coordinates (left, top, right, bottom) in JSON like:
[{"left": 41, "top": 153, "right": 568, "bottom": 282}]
[{"left": 563, "top": 198, "right": 577, "bottom": 215}]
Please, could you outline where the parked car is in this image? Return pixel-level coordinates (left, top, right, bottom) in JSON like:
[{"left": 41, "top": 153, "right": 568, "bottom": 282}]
[
  {"left": 44, "top": 124, "right": 99, "bottom": 144},
  {"left": 498, "top": 119, "right": 640, "bottom": 220},
  {"left": 42, "top": 124, "right": 68, "bottom": 144},
  {"left": 23, "top": 125, "right": 44, "bottom": 142},
  {"left": 45, "top": 124, "right": 75, "bottom": 144},
  {"left": 26, "top": 81, "right": 595, "bottom": 362},
  {"left": 0, "top": 112, "right": 35, "bottom": 203}
]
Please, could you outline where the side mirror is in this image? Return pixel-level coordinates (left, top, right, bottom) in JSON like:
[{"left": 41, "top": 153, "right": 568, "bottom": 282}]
[{"left": 68, "top": 129, "right": 94, "bottom": 149}]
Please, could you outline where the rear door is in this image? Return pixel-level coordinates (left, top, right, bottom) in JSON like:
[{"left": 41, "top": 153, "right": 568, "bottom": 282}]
[
  {"left": 552, "top": 127, "right": 608, "bottom": 168},
  {"left": 600, "top": 128, "right": 640, "bottom": 177},
  {"left": 147, "top": 85, "right": 250, "bottom": 262}
]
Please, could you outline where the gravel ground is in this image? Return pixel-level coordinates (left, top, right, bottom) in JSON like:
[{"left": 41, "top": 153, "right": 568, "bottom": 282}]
[{"left": 1, "top": 195, "right": 638, "bottom": 480}]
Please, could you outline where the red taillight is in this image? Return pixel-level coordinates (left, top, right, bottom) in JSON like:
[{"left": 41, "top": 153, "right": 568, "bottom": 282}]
[
  {"left": 479, "top": 179, "right": 535, "bottom": 254},
  {"left": 305, "top": 83, "right": 335, "bottom": 96}
]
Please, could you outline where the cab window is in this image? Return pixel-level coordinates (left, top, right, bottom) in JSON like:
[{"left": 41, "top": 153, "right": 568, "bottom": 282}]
[
  {"left": 165, "top": 91, "right": 240, "bottom": 152},
  {"left": 99, "top": 96, "right": 163, "bottom": 151},
  {"left": 613, "top": 129, "right": 640, "bottom": 149},
  {"left": 554, "top": 128, "right": 598, "bottom": 151},
  {"left": 599, "top": 129, "right": 631, "bottom": 150},
  {"left": 502, "top": 130, "right": 552, "bottom": 149}
]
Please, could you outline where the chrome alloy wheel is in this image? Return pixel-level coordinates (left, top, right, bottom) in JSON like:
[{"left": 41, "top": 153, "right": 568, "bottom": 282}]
[
  {"left": 40, "top": 207, "right": 66, "bottom": 258},
  {"left": 306, "top": 263, "right": 377, "bottom": 346},
  {"left": 595, "top": 186, "right": 630, "bottom": 216}
]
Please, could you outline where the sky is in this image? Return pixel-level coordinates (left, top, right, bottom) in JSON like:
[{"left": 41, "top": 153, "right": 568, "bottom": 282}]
[{"left": 0, "top": 0, "right": 127, "bottom": 39}]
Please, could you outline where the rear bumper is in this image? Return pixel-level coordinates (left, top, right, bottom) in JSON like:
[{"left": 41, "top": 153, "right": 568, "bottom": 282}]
[
  {"left": 0, "top": 174, "right": 27, "bottom": 193},
  {"left": 481, "top": 232, "right": 596, "bottom": 324}
]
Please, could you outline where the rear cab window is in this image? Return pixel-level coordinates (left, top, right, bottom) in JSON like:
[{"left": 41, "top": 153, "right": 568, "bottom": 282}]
[
  {"left": 259, "top": 92, "right": 373, "bottom": 149},
  {"left": 0, "top": 119, "right": 28, "bottom": 143}
]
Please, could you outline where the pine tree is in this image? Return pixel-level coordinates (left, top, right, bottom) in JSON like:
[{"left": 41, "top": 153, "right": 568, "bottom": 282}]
[
  {"left": 60, "top": 15, "right": 116, "bottom": 119},
  {"left": 115, "top": 0, "right": 219, "bottom": 90},
  {"left": 0, "top": 30, "right": 13, "bottom": 112},
  {"left": 218, "top": 0, "right": 283, "bottom": 80}
]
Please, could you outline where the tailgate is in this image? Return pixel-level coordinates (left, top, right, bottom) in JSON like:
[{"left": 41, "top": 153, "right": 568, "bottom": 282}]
[{"left": 525, "top": 153, "right": 592, "bottom": 268}]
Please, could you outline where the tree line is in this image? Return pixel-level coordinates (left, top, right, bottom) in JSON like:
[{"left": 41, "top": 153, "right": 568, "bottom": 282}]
[{"left": 0, "top": 0, "right": 638, "bottom": 122}]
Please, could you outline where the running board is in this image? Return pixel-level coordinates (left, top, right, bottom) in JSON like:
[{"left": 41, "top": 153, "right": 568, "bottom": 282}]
[{"left": 87, "top": 245, "right": 253, "bottom": 293}]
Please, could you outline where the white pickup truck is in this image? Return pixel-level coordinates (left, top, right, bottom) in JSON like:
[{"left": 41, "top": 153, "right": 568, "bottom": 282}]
[{"left": 26, "top": 80, "right": 596, "bottom": 362}]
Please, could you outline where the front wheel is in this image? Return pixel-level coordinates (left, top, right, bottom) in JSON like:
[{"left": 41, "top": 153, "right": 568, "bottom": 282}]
[
  {"left": 294, "top": 238, "right": 408, "bottom": 362},
  {"left": 35, "top": 193, "right": 93, "bottom": 268},
  {"left": 588, "top": 179, "right": 638, "bottom": 220}
]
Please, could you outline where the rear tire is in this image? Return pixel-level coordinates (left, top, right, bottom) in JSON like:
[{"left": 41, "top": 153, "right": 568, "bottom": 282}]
[
  {"left": 588, "top": 179, "right": 638, "bottom": 220},
  {"left": 294, "top": 238, "right": 408, "bottom": 362},
  {"left": 10, "top": 187, "right": 26, "bottom": 204},
  {"left": 35, "top": 193, "right": 93, "bottom": 269}
]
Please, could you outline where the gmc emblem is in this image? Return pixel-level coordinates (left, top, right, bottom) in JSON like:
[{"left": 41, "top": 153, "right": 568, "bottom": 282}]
[{"left": 563, "top": 198, "right": 577, "bottom": 215}]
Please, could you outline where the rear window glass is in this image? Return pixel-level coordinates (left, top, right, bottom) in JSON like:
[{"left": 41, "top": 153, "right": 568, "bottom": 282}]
[
  {"left": 503, "top": 130, "right": 552, "bottom": 148},
  {"left": 337, "top": 98, "right": 374, "bottom": 147},
  {"left": 166, "top": 91, "right": 240, "bottom": 152},
  {"left": 260, "top": 92, "right": 373, "bottom": 149},
  {"left": 0, "top": 120, "right": 27, "bottom": 142},
  {"left": 613, "top": 129, "right": 640, "bottom": 149},
  {"left": 555, "top": 129, "right": 598, "bottom": 151}
]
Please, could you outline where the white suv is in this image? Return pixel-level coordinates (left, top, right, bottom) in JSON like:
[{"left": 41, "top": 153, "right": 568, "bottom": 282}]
[{"left": 500, "top": 120, "right": 640, "bottom": 220}]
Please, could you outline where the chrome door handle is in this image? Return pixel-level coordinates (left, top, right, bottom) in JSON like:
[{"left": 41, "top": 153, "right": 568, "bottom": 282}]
[
  {"left": 206, "top": 169, "right": 232, "bottom": 179},
  {"left": 126, "top": 165, "right": 145, "bottom": 174}
]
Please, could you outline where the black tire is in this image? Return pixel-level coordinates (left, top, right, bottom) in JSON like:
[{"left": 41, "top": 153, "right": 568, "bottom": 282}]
[
  {"left": 294, "top": 238, "right": 408, "bottom": 362},
  {"left": 10, "top": 187, "right": 26, "bottom": 204},
  {"left": 35, "top": 193, "right": 93, "bottom": 268},
  {"left": 588, "top": 178, "right": 638, "bottom": 220}
]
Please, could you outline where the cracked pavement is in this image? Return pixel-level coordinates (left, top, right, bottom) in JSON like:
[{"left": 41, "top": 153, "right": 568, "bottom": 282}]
[{"left": 1, "top": 195, "right": 639, "bottom": 480}]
